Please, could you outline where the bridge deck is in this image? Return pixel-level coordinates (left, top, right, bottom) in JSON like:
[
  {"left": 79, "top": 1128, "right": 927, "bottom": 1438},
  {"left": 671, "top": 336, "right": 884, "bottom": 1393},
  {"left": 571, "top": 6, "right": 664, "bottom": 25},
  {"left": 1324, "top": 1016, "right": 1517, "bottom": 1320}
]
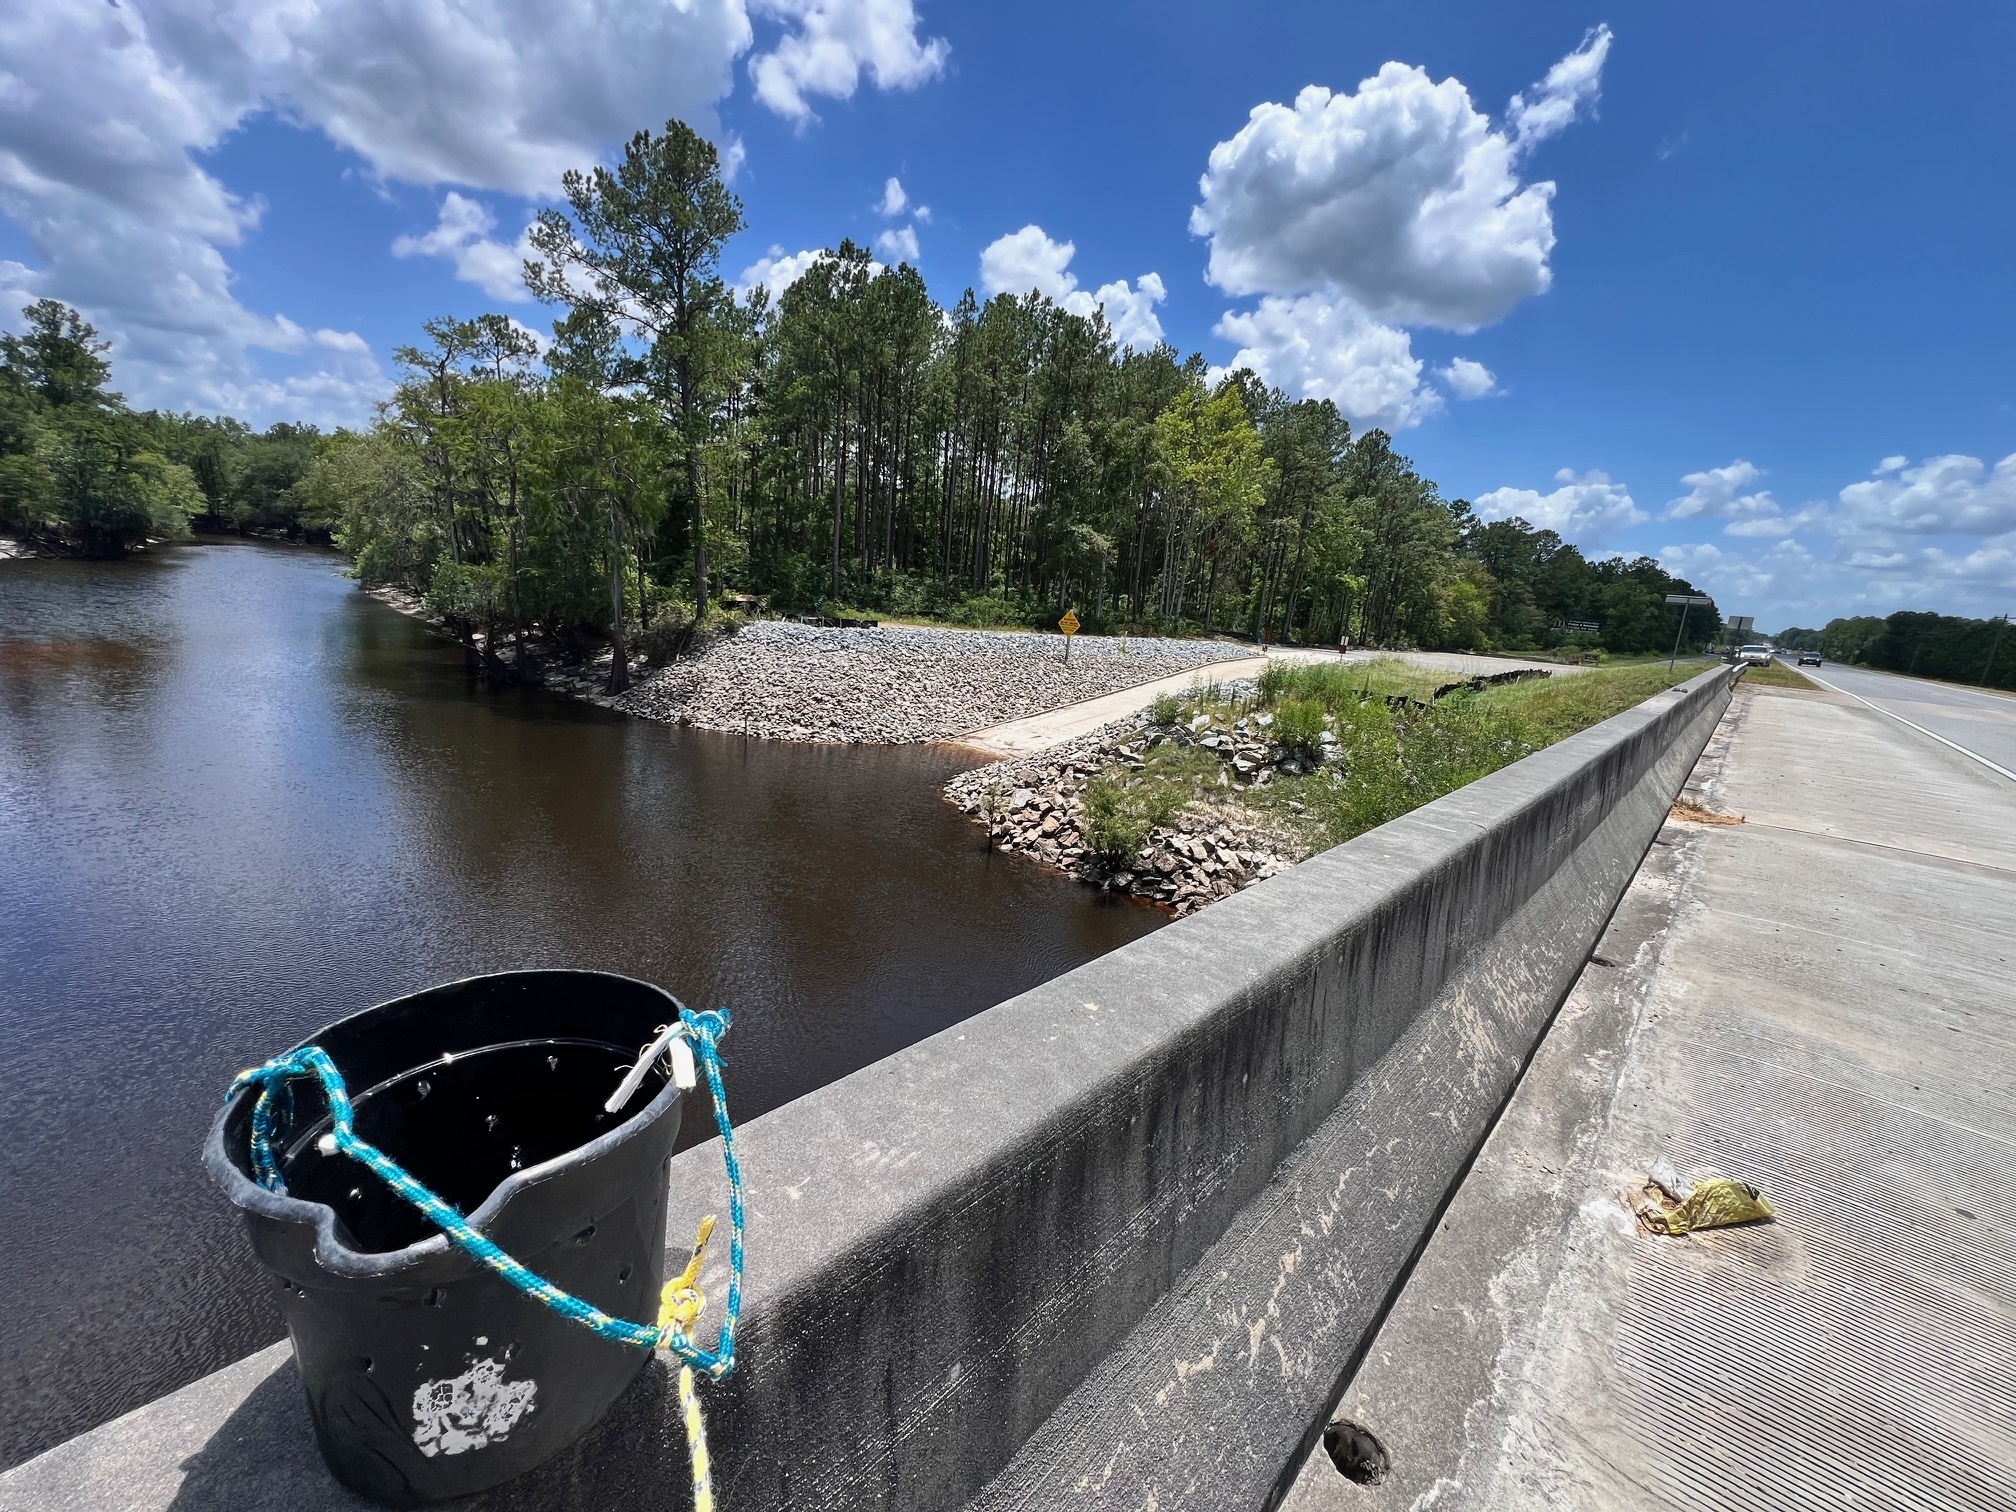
[{"left": 1283, "top": 679, "right": 2016, "bottom": 1510}]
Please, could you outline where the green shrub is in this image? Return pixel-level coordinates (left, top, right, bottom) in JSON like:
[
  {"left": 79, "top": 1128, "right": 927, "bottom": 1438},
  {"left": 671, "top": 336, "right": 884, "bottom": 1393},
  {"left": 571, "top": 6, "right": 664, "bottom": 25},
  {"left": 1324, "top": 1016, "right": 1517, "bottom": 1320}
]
[
  {"left": 423, "top": 560, "right": 507, "bottom": 622},
  {"left": 945, "top": 595, "right": 1025, "bottom": 628},
  {"left": 1270, "top": 695, "right": 1327, "bottom": 756},
  {"left": 1080, "top": 773, "right": 1182, "bottom": 862},
  {"left": 1148, "top": 691, "right": 1182, "bottom": 726},
  {"left": 352, "top": 533, "right": 419, "bottom": 590}
]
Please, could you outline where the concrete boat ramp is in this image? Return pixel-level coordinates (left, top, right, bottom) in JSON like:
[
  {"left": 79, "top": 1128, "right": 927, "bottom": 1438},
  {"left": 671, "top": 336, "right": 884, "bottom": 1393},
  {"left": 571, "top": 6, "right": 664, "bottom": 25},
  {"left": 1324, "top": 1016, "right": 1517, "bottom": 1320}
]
[{"left": 1285, "top": 676, "right": 2016, "bottom": 1511}]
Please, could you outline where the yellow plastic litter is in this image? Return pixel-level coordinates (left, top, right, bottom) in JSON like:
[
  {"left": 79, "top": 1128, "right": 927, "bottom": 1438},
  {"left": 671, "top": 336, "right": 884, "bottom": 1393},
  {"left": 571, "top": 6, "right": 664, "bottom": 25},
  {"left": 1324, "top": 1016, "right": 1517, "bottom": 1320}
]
[
  {"left": 660, "top": 1216, "right": 719, "bottom": 1512},
  {"left": 1641, "top": 1176, "right": 1775, "bottom": 1236}
]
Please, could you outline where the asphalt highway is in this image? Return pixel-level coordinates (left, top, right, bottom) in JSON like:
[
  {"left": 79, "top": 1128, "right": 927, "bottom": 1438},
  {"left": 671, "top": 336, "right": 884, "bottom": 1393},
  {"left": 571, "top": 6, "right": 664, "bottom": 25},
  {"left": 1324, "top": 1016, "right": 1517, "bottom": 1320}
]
[{"left": 1789, "top": 657, "right": 2016, "bottom": 780}]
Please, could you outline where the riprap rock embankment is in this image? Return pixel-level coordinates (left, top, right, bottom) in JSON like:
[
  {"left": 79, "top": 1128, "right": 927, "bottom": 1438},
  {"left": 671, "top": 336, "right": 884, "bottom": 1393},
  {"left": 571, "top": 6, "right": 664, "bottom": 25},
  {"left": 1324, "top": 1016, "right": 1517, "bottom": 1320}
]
[
  {"left": 945, "top": 710, "right": 1309, "bottom": 914},
  {"left": 615, "top": 622, "right": 1247, "bottom": 743}
]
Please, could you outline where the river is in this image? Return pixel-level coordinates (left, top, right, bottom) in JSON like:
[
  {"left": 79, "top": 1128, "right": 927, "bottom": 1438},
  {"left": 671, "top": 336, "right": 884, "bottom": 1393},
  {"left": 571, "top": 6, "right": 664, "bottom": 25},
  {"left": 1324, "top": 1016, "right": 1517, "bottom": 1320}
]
[{"left": 0, "top": 538, "right": 1164, "bottom": 1467}]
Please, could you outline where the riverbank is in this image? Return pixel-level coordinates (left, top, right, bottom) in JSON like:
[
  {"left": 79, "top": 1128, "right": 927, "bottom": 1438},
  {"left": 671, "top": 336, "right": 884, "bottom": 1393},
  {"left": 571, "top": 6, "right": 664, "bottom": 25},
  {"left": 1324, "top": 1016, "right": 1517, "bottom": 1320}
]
[
  {"left": 947, "top": 659, "right": 1712, "bottom": 912},
  {"left": 614, "top": 621, "right": 1252, "bottom": 743},
  {"left": 364, "top": 583, "right": 663, "bottom": 706},
  {"left": 364, "top": 582, "right": 1251, "bottom": 742},
  {"left": 945, "top": 706, "right": 1303, "bottom": 915}
]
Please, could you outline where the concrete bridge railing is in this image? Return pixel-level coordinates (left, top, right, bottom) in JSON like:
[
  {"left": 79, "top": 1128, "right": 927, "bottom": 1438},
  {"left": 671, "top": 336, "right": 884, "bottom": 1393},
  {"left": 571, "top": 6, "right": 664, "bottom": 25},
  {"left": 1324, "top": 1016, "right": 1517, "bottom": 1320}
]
[{"left": 1, "top": 664, "right": 1736, "bottom": 1512}]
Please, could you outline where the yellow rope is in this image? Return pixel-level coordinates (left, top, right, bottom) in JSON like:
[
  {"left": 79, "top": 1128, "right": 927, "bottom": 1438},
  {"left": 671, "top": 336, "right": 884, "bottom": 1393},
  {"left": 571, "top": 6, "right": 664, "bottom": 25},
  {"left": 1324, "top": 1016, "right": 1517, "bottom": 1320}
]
[
  {"left": 661, "top": 1216, "right": 718, "bottom": 1512},
  {"left": 679, "top": 1365, "right": 712, "bottom": 1512}
]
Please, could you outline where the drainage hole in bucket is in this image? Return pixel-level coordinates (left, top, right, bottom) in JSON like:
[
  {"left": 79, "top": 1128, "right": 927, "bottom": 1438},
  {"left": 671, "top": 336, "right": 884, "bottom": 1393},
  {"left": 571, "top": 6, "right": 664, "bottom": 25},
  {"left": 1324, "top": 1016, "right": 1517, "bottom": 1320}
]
[
  {"left": 425, "top": 1287, "right": 446, "bottom": 1309},
  {"left": 277, "top": 1039, "right": 649, "bottom": 1253},
  {"left": 1323, "top": 1421, "right": 1390, "bottom": 1486},
  {"left": 573, "top": 1224, "right": 597, "bottom": 1246},
  {"left": 618, "top": 1264, "right": 633, "bottom": 1284},
  {"left": 503, "top": 1342, "right": 519, "bottom": 1361},
  {"left": 362, "top": 1357, "right": 374, "bottom": 1376}
]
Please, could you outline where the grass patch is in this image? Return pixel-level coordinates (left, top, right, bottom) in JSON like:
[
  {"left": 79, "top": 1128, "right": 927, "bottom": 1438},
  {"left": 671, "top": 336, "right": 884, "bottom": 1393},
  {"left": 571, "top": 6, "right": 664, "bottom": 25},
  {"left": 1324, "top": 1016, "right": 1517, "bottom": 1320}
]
[
  {"left": 1738, "top": 660, "right": 1818, "bottom": 690},
  {"left": 1080, "top": 743, "right": 1220, "bottom": 861},
  {"left": 1102, "top": 659, "right": 1709, "bottom": 859},
  {"left": 1257, "top": 656, "right": 1445, "bottom": 706}
]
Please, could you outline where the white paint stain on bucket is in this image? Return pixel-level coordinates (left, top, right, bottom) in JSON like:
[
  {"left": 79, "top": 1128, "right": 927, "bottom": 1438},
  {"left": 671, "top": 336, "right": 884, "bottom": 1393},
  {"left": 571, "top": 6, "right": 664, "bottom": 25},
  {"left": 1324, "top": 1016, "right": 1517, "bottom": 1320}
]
[{"left": 412, "top": 1358, "right": 538, "bottom": 1457}]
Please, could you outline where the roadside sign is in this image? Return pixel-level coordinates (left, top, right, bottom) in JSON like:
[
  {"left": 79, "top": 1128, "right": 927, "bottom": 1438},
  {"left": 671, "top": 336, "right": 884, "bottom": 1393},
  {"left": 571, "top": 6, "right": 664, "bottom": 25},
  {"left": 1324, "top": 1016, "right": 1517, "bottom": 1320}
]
[
  {"left": 1060, "top": 609, "right": 1079, "bottom": 662},
  {"left": 1664, "top": 594, "right": 1713, "bottom": 671}
]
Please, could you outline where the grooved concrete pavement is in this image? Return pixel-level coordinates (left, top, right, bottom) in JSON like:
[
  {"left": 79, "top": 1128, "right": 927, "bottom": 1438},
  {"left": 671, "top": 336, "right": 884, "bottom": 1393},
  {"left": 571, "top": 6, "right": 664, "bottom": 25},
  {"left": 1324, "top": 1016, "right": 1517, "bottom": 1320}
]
[{"left": 1282, "top": 678, "right": 2016, "bottom": 1511}]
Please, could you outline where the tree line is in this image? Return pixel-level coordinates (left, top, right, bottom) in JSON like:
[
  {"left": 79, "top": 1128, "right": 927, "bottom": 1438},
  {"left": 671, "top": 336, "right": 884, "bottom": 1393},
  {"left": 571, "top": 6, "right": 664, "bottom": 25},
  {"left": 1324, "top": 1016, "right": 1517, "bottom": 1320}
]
[
  {"left": 1778, "top": 612, "right": 2015, "bottom": 692},
  {"left": 2, "top": 118, "right": 1725, "bottom": 686},
  {"left": 0, "top": 299, "right": 334, "bottom": 553}
]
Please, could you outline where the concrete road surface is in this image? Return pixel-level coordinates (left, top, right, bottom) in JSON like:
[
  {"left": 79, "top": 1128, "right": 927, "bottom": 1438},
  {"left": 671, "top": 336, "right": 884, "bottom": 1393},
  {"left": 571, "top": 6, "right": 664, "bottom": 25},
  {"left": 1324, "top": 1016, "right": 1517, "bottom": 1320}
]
[
  {"left": 1283, "top": 676, "right": 2016, "bottom": 1511},
  {"left": 1795, "top": 657, "right": 2016, "bottom": 780}
]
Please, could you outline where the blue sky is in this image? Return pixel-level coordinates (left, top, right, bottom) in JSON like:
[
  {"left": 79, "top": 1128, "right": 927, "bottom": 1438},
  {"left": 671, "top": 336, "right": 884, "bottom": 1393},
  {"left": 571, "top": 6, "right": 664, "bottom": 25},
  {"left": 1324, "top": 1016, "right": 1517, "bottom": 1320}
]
[{"left": 3, "top": 0, "right": 2012, "bottom": 629}]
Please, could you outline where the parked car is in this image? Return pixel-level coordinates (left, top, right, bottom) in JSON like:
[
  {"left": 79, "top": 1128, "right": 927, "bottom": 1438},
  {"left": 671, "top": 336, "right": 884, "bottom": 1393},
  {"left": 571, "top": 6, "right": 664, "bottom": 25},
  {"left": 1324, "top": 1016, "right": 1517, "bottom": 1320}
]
[
  {"left": 1737, "top": 644, "right": 1775, "bottom": 666},
  {"left": 1798, "top": 651, "right": 1822, "bottom": 666}
]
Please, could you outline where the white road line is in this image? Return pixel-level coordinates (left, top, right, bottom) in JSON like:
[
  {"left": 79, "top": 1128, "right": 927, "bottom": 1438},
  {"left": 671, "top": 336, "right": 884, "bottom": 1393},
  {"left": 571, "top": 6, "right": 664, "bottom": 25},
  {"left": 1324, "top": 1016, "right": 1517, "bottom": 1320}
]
[{"left": 1799, "top": 665, "right": 2016, "bottom": 784}]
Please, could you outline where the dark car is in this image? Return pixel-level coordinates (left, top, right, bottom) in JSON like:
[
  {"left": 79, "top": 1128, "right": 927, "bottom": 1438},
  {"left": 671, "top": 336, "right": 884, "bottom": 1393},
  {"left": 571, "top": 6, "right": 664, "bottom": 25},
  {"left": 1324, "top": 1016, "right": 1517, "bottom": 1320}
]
[{"left": 1797, "top": 651, "right": 1822, "bottom": 666}]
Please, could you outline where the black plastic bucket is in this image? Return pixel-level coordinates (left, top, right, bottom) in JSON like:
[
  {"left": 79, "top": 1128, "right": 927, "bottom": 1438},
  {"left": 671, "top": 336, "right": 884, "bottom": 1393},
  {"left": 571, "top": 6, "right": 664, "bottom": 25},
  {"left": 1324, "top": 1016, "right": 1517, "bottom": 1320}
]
[{"left": 205, "top": 970, "right": 687, "bottom": 1505}]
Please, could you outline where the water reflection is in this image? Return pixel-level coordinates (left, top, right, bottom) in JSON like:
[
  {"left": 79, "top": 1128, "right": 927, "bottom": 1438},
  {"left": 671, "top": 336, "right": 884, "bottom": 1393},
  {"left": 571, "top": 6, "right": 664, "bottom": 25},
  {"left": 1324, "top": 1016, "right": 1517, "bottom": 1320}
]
[{"left": 0, "top": 539, "right": 1162, "bottom": 1465}]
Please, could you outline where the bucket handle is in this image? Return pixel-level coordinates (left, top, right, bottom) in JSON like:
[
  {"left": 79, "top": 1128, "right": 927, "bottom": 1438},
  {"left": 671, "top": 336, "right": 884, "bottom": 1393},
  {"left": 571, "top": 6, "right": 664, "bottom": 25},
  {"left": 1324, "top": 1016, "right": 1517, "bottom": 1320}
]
[{"left": 226, "top": 1007, "right": 746, "bottom": 1379}]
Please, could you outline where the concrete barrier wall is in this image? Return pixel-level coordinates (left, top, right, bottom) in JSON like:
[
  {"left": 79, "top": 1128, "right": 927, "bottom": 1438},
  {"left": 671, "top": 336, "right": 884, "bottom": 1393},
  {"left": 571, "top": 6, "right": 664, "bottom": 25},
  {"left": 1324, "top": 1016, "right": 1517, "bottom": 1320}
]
[{"left": 0, "top": 666, "right": 1735, "bottom": 1512}]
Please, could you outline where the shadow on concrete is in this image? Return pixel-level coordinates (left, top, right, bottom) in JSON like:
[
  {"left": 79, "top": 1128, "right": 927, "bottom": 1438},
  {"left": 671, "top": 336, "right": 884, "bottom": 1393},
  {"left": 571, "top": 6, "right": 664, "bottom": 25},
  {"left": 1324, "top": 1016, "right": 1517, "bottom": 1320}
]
[{"left": 167, "top": 1357, "right": 690, "bottom": 1511}]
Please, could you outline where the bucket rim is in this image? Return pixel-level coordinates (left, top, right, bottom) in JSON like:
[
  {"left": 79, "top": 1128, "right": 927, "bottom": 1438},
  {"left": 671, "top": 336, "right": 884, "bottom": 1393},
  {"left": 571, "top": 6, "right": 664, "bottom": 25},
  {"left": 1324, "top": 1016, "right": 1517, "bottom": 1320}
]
[{"left": 203, "top": 968, "right": 690, "bottom": 1280}]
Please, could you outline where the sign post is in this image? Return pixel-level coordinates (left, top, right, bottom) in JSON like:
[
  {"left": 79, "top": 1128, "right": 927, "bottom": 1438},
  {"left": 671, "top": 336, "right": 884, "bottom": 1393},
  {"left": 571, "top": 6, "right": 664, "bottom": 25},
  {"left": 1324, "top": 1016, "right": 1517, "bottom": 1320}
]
[
  {"left": 1664, "top": 593, "right": 1713, "bottom": 672},
  {"left": 1059, "top": 609, "right": 1080, "bottom": 663}
]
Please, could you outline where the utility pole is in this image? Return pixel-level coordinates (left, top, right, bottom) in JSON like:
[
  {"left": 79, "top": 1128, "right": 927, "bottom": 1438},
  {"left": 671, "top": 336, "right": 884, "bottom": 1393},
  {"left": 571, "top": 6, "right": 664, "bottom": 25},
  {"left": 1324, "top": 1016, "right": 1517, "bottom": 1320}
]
[
  {"left": 1665, "top": 593, "right": 1713, "bottom": 672},
  {"left": 1982, "top": 613, "right": 2011, "bottom": 687}
]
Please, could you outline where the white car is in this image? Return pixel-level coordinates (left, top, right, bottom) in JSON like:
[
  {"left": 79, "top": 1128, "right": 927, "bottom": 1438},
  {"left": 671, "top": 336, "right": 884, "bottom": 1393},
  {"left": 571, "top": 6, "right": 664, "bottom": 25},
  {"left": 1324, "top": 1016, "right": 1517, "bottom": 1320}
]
[{"left": 1737, "top": 644, "right": 1775, "bottom": 666}]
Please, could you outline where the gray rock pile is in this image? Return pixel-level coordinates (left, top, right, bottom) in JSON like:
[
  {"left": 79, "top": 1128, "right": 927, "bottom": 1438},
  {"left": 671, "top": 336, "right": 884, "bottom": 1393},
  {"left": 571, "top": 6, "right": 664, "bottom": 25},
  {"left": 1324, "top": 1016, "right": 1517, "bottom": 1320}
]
[
  {"left": 944, "top": 707, "right": 1315, "bottom": 915},
  {"left": 615, "top": 621, "right": 1248, "bottom": 743}
]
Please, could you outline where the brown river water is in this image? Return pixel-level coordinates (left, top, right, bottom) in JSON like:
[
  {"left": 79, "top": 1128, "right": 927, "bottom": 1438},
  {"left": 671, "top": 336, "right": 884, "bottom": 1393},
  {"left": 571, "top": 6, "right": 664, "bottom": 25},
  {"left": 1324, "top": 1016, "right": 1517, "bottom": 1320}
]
[{"left": 0, "top": 538, "right": 1164, "bottom": 1467}]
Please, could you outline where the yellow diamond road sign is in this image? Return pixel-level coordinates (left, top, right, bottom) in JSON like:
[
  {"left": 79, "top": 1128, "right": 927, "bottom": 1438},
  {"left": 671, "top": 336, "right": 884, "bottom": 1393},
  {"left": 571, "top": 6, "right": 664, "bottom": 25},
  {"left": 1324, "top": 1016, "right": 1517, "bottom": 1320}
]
[{"left": 1059, "top": 611, "right": 1080, "bottom": 636}]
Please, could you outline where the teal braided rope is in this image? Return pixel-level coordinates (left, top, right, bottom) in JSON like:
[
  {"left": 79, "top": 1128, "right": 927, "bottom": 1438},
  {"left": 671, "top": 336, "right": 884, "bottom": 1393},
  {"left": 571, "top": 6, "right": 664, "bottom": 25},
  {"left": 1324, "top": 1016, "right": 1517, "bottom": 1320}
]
[{"left": 227, "top": 1009, "right": 744, "bottom": 1375}]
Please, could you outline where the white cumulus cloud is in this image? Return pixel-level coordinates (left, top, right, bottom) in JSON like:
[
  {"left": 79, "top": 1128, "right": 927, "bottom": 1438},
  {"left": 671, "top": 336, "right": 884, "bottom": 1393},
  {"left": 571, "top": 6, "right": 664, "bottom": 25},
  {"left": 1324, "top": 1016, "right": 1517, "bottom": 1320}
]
[
  {"left": 1657, "top": 538, "right": 1816, "bottom": 605},
  {"left": 875, "top": 224, "right": 920, "bottom": 264},
  {"left": 0, "top": 0, "right": 945, "bottom": 424},
  {"left": 1189, "top": 31, "right": 1606, "bottom": 436},
  {"left": 1507, "top": 26, "right": 1613, "bottom": 154},
  {"left": 978, "top": 225, "right": 1167, "bottom": 351},
  {"left": 1665, "top": 459, "right": 1782, "bottom": 522},
  {"left": 1650, "top": 450, "right": 2016, "bottom": 626},
  {"left": 1438, "top": 357, "right": 1497, "bottom": 399},
  {"left": 736, "top": 244, "right": 884, "bottom": 300},
  {"left": 392, "top": 193, "right": 537, "bottom": 303},
  {"left": 1190, "top": 31, "right": 1609, "bottom": 328},
  {"left": 748, "top": 0, "right": 948, "bottom": 123},
  {"left": 1834, "top": 452, "right": 2016, "bottom": 536},
  {"left": 1214, "top": 295, "right": 1439, "bottom": 430},
  {"left": 876, "top": 176, "right": 928, "bottom": 221},
  {"left": 1474, "top": 468, "right": 1647, "bottom": 543}
]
